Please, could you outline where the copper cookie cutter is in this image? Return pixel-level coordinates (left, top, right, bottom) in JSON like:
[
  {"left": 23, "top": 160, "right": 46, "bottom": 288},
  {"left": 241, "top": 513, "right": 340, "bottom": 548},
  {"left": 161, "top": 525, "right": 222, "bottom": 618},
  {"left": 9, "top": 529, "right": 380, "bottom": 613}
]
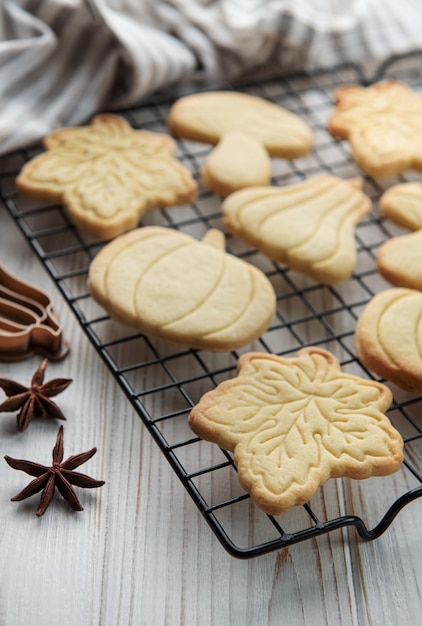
[{"left": 0, "top": 264, "right": 69, "bottom": 361}]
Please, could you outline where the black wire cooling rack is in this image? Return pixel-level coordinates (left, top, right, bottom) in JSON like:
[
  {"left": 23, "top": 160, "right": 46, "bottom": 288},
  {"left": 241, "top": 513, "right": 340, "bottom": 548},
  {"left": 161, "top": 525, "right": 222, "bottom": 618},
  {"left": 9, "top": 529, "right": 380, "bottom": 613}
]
[{"left": 2, "top": 52, "right": 422, "bottom": 559}]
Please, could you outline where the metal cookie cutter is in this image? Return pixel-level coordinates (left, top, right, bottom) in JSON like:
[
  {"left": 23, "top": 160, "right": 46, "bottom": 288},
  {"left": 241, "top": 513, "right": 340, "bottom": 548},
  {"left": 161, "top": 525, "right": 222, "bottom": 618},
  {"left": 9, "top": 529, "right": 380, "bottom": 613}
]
[{"left": 0, "top": 264, "right": 69, "bottom": 361}]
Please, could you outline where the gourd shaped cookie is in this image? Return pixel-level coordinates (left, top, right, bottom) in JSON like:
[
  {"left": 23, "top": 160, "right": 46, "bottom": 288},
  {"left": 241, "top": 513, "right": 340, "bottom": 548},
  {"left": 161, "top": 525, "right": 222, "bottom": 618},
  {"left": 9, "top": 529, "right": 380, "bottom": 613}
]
[
  {"left": 355, "top": 288, "right": 422, "bottom": 393},
  {"left": 16, "top": 115, "right": 197, "bottom": 241},
  {"left": 87, "top": 227, "right": 276, "bottom": 351},
  {"left": 222, "top": 174, "right": 370, "bottom": 284},
  {"left": 328, "top": 80, "right": 422, "bottom": 178},
  {"left": 168, "top": 91, "right": 313, "bottom": 197},
  {"left": 189, "top": 348, "right": 403, "bottom": 515}
]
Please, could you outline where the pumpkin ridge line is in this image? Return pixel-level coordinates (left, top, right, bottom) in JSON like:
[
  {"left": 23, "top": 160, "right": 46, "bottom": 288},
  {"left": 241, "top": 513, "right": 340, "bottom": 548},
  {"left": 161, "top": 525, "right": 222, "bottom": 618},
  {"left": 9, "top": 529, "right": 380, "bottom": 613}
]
[
  {"left": 131, "top": 240, "right": 194, "bottom": 316},
  {"left": 162, "top": 252, "right": 229, "bottom": 329},
  {"left": 200, "top": 267, "right": 257, "bottom": 337}
]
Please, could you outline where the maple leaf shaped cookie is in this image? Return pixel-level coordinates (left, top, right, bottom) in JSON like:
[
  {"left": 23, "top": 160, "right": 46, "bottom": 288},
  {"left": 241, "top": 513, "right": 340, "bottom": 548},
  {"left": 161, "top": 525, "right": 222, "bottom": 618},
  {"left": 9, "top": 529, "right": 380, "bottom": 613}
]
[
  {"left": 16, "top": 115, "right": 197, "bottom": 240},
  {"left": 189, "top": 348, "right": 403, "bottom": 515},
  {"left": 222, "top": 174, "right": 370, "bottom": 284},
  {"left": 328, "top": 80, "right": 422, "bottom": 178}
]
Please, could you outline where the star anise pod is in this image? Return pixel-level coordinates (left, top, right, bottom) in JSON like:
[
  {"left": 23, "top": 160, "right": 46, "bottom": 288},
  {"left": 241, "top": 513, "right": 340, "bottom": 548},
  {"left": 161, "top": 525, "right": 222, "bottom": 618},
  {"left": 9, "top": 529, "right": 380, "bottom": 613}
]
[
  {"left": 0, "top": 358, "right": 72, "bottom": 432},
  {"left": 4, "top": 426, "right": 105, "bottom": 516}
]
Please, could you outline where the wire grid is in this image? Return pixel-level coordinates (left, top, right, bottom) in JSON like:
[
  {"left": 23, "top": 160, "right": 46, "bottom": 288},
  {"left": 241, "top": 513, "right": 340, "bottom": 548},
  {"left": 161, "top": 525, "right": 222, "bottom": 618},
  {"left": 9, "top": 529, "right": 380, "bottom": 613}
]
[{"left": 2, "top": 53, "right": 422, "bottom": 558}]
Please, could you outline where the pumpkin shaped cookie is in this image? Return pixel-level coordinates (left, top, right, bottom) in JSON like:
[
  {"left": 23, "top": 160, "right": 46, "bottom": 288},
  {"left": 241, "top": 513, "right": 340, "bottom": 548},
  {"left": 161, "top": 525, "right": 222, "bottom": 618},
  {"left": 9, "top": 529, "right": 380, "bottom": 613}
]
[
  {"left": 16, "top": 115, "right": 197, "bottom": 241},
  {"left": 87, "top": 227, "right": 276, "bottom": 351},
  {"left": 355, "top": 288, "right": 422, "bottom": 393},
  {"left": 222, "top": 174, "right": 370, "bottom": 284},
  {"left": 189, "top": 347, "right": 403, "bottom": 515}
]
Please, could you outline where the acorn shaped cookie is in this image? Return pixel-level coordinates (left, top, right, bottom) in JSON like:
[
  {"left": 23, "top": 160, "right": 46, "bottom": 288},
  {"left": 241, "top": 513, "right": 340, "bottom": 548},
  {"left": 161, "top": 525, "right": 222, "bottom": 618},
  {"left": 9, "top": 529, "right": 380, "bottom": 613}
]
[
  {"left": 87, "top": 227, "right": 276, "bottom": 351},
  {"left": 377, "top": 182, "right": 422, "bottom": 289},
  {"left": 380, "top": 182, "right": 422, "bottom": 231},
  {"left": 377, "top": 230, "right": 422, "bottom": 291}
]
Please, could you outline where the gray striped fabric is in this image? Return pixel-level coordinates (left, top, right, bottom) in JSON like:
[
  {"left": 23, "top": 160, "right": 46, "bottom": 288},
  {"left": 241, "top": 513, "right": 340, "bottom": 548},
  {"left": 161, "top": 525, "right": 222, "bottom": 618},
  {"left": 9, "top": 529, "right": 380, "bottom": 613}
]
[{"left": 1, "top": 0, "right": 421, "bottom": 155}]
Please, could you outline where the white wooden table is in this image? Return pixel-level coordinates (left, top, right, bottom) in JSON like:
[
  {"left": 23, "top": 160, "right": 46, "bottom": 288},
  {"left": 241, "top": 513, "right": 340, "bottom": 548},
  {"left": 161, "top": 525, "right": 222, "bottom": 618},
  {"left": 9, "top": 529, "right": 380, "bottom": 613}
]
[
  {"left": 3, "top": 51, "right": 422, "bottom": 622},
  {"left": 2, "top": 189, "right": 422, "bottom": 626}
]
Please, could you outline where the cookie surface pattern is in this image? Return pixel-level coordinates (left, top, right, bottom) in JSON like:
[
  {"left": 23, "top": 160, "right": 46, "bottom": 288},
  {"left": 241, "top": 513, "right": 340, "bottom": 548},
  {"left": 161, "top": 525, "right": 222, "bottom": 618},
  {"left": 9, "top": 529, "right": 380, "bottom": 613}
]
[
  {"left": 87, "top": 226, "right": 276, "bottom": 352},
  {"left": 355, "top": 288, "right": 422, "bottom": 393},
  {"left": 328, "top": 80, "right": 422, "bottom": 178},
  {"left": 222, "top": 174, "right": 370, "bottom": 284},
  {"left": 380, "top": 182, "right": 422, "bottom": 231},
  {"left": 16, "top": 115, "right": 197, "bottom": 240},
  {"left": 189, "top": 347, "right": 403, "bottom": 515}
]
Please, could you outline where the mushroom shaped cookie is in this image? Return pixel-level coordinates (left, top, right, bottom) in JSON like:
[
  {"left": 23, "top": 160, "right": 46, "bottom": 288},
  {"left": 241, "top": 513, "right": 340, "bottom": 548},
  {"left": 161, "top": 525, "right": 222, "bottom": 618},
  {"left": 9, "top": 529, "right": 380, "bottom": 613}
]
[
  {"left": 16, "top": 115, "right": 197, "bottom": 241},
  {"left": 87, "top": 227, "right": 276, "bottom": 351},
  {"left": 328, "top": 80, "right": 422, "bottom": 178},
  {"left": 167, "top": 91, "right": 313, "bottom": 197},
  {"left": 355, "top": 288, "right": 422, "bottom": 393},
  {"left": 222, "top": 174, "right": 370, "bottom": 284},
  {"left": 189, "top": 348, "right": 403, "bottom": 515}
]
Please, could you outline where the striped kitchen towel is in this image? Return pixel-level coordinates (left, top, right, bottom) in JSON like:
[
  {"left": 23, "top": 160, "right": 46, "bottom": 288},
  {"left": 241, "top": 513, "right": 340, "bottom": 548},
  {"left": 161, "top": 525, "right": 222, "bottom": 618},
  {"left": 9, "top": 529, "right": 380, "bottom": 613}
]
[{"left": 1, "top": 0, "right": 421, "bottom": 156}]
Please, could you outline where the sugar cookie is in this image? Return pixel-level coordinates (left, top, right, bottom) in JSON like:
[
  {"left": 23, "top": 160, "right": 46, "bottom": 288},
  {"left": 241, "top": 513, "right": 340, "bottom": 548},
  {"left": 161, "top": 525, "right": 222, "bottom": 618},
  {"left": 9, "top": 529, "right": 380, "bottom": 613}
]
[
  {"left": 200, "top": 131, "right": 271, "bottom": 197},
  {"left": 355, "top": 288, "right": 422, "bottom": 393},
  {"left": 328, "top": 80, "right": 422, "bottom": 178},
  {"left": 189, "top": 347, "right": 403, "bottom": 515},
  {"left": 16, "top": 115, "right": 197, "bottom": 240},
  {"left": 222, "top": 174, "right": 370, "bottom": 284},
  {"left": 380, "top": 182, "right": 422, "bottom": 231},
  {"left": 377, "top": 230, "right": 422, "bottom": 290},
  {"left": 87, "top": 226, "right": 276, "bottom": 351},
  {"left": 168, "top": 91, "right": 313, "bottom": 195}
]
